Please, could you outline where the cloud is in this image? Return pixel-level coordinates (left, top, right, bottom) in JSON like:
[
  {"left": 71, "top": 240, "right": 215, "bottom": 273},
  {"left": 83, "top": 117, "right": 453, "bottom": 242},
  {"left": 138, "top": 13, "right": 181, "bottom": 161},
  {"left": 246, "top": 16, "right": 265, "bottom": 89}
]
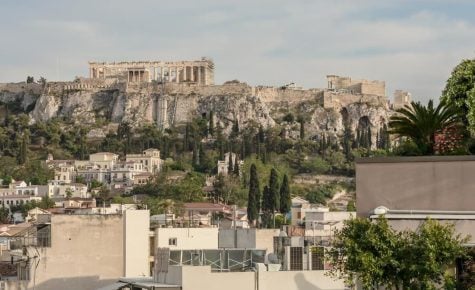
[{"left": 0, "top": 0, "right": 474, "bottom": 104}]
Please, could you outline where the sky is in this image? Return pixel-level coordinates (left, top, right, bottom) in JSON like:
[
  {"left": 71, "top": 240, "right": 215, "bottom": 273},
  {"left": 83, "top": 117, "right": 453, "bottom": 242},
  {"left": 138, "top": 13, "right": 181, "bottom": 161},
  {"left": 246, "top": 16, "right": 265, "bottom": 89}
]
[{"left": 1, "top": 0, "right": 475, "bottom": 103}]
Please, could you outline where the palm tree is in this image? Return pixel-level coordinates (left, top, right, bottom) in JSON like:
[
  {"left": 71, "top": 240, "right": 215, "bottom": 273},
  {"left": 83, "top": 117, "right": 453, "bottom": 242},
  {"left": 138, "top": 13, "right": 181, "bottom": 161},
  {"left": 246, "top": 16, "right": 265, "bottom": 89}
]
[{"left": 389, "top": 100, "right": 462, "bottom": 154}]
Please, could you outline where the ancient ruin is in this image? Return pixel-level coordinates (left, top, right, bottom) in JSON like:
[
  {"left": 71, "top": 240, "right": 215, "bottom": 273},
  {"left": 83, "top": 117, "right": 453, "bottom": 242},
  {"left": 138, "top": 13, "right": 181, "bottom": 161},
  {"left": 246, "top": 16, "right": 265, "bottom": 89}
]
[
  {"left": 0, "top": 59, "right": 414, "bottom": 150},
  {"left": 89, "top": 57, "right": 214, "bottom": 85}
]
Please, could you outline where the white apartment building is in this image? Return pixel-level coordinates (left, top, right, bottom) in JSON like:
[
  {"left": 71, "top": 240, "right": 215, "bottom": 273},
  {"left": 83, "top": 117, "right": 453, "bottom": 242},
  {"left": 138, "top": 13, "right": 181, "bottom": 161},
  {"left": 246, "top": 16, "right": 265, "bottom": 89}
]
[
  {"left": 126, "top": 148, "right": 162, "bottom": 173},
  {"left": 0, "top": 181, "right": 45, "bottom": 208},
  {"left": 47, "top": 180, "right": 89, "bottom": 198}
]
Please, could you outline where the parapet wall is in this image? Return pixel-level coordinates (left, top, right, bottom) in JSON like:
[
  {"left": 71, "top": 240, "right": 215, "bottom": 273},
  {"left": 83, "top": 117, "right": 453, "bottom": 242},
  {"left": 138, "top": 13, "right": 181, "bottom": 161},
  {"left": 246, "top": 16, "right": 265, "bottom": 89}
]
[{"left": 322, "top": 91, "right": 388, "bottom": 109}]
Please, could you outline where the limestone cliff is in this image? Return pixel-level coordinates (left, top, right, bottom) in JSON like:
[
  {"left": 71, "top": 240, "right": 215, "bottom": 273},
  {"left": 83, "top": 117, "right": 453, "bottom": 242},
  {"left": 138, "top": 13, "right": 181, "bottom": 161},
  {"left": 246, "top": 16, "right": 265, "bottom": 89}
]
[{"left": 1, "top": 81, "right": 393, "bottom": 148}]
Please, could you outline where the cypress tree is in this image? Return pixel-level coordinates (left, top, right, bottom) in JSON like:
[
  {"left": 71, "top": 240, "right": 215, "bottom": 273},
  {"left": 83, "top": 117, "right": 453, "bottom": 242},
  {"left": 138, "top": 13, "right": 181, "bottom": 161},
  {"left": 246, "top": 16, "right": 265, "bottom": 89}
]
[
  {"left": 233, "top": 155, "right": 240, "bottom": 176},
  {"left": 247, "top": 164, "right": 260, "bottom": 225},
  {"left": 269, "top": 168, "right": 280, "bottom": 227},
  {"left": 258, "top": 125, "right": 265, "bottom": 143},
  {"left": 299, "top": 119, "right": 305, "bottom": 140},
  {"left": 367, "top": 126, "right": 372, "bottom": 150},
  {"left": 192, "top": 141, "right": 199, "bottom": 166},
  {"left": 279, "top": 174, "right": 291, "bottom": 215},
  {"left": 261, "top": 185, "right": 272, "bottom": 228}
]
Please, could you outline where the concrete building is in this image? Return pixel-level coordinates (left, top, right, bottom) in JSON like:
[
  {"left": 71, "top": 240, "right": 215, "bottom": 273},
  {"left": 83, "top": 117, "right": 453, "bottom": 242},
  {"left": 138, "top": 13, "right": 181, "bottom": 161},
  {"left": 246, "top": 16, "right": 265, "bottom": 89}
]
[
  {"left": 154, "top": 228, "right": 219, "bottom": 251},
  {"left": 304, "top": 208, "right": 355, "bottom": 245},
  {"left": 89, "top": 57, "right": 215, "bottom": 85},
  {"left": 125, "top": 149, "right": 162, "bottom": 174},
  {"left": 0, "top": 181, "right": 45, "bottom": 208},
  {"left": 1, "top": 210, "right": 150, "bottom": 290},
  {"left": 47, "top": 181, "right": 88, "bottom": 198},
  {"left": 356, "top": 155, "right": 475, "bottom": 244}
]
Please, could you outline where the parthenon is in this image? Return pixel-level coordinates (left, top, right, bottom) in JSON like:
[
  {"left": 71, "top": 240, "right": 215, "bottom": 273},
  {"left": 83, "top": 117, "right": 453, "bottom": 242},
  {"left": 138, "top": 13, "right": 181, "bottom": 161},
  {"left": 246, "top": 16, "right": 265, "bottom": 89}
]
[{"left": 88, "top": 57, "right": 214, "bottom": 85}]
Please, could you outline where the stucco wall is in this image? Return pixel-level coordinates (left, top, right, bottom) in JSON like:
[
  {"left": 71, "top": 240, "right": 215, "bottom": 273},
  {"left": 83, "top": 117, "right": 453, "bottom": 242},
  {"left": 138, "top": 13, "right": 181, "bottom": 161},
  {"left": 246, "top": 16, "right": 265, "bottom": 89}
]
[
  {"left": 356, "top": 156, "right": 475, "bottom": 217},
  {"left": 160, "top": 266, "right": 345, "bottom": 290},
  {"left": 155, "top": 228, "right": 219, "bottom": 250},
  {"left": 31, "top": 214, "right": 125, "bottom": 290},
  {"left": 259, "top": 270, "right": 345, "bottom": 290},
  {"left": 124, "top": 210, "right": 150, "bottom": 277},
  {"left": 181, "top": 266, "right": 255, "bottom": 290}
]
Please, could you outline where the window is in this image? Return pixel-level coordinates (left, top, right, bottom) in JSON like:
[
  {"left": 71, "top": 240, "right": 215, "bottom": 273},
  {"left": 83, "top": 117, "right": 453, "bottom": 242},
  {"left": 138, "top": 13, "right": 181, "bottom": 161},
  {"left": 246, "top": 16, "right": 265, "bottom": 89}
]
[{"left": 169, "top": 238, "right": 177, "bottom": 246}]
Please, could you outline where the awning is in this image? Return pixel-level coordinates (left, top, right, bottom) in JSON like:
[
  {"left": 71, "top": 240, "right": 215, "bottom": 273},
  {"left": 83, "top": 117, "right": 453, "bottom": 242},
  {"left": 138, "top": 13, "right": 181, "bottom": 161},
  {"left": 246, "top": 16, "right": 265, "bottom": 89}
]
[{"left": 96, "top": 282, "right": 127, "bottom": 290}]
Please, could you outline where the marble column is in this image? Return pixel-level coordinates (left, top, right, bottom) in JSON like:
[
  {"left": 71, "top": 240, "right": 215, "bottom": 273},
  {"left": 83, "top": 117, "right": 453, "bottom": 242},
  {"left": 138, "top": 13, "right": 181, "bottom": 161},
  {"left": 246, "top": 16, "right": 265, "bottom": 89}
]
[{"left": 197, "top": 66, "right": 201, "bottom": 85}]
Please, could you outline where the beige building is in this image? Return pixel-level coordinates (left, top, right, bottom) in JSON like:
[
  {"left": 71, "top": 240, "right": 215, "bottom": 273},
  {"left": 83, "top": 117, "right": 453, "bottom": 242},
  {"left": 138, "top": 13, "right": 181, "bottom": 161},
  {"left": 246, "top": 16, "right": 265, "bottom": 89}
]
[
  {"left": 126, "top": 149, "right": 162, "bottom": 174},
  {"left": 2, "top": 210, "right": 149, "bottom": 290},
  {"left": 89, "top": 57, "right": 215, "bottom": 85},
  {"left": 154, "top": 228, "right": 219, "bottom": 250}
]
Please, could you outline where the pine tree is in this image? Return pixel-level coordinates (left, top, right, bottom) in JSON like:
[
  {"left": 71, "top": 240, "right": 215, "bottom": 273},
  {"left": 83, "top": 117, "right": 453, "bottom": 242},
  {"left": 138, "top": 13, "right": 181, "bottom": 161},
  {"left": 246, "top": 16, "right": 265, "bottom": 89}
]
[
  {"left": 247, "top": 164, "right": 260, "bottom": 225},
  {"left": 279, "top": 174, "right": 291, "bottom": 216},
  {"left": 209, "top": 111, "right": 214, "bottom": 137}
]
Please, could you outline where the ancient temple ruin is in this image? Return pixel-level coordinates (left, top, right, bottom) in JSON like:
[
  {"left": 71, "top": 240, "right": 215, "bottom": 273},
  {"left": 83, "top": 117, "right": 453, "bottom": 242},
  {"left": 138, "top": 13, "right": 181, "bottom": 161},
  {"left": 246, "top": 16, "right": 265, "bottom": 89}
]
[{"left": 88, "top": 57, "right": 214, "bottom": 85}]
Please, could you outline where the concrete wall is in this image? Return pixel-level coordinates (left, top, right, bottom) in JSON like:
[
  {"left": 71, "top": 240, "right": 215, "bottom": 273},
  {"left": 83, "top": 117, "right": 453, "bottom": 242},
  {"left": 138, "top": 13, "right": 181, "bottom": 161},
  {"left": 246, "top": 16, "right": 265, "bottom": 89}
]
[
  {"left": 155, "top": 228, "right": 219, "bottom": 250},
  {"left": 160, "top": 266, "right": 345, "bottom": 290},
  {"left": 356, "top": 156, "right": 475, "bottom": 217},
  {"left": 124, "top": 210, "right": 150, "bottom": 277},
  {"left": 218, "top": 229, "right": 278, "bottom": 253},
  {"left": 181, "top": 266, "right": 254, "bottom": 290},
  {"left": 387, "top": 219, "right": 475, "bottom": 243},
  {"left": 31, "top": 214, "right": 125, "bottom": 290},
  {"left": 255, "top": 229, "right": 280, "bottom": 252},
  {"left": 259, "top": 270, "right": 345, "bottom": 290}
]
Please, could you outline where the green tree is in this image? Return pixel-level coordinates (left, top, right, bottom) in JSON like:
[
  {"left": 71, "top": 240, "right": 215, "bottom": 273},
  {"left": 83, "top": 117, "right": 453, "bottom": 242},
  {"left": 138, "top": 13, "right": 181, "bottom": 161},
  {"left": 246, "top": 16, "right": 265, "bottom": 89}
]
[
  {"left": 441, "top": 58, "right": 475, "bottom": 133},
  {"left": 328, "top": 217, "right": 468, "bottom": 289},
  {"left": 247, "top": 164, "right": 260, "bottom": 225},
  {"left": 389, "top": 100, "right": 463, "bottom": 155},
  {"left": 17, "top": 130, "right": 30, "bottom": 165},
  {"left": 38, "top": 196, "right": 55, "bottom": 209},
  {"left": 279, "top": 174, "right": 291, "bottom": 219},
  {"left": 0, "top": 207, "right": 10, "bottom": 224},
  {"left": 233, "top": 154, "right": 240, "bottom": 176},
  {"left": 268, "top": 168, "right": 280, "bottom": 228},
  {"left": 261, "top": 185, "right": 273, "bottom": 227}
]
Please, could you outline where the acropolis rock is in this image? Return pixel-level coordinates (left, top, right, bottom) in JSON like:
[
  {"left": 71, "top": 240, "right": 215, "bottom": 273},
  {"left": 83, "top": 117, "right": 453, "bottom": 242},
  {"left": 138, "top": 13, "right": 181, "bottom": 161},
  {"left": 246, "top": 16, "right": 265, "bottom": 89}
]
[{"left": 0, "top": 59, "right": 411, "bottom": 149}]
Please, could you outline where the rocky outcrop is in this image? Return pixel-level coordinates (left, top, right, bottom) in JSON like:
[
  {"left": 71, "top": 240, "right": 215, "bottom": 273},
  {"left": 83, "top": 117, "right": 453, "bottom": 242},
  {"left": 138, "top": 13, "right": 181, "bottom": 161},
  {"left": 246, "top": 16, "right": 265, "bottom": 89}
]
[{"left": 1, "top": 81, "right": 393, "bottom": 147}]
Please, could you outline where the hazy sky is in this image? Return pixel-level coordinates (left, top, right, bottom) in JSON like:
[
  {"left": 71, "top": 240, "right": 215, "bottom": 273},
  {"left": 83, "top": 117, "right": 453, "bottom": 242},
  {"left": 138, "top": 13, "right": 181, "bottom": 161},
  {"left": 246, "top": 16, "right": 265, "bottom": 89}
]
[{"left": 1, "top": 0, "right": 475, "bottom": 102}]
